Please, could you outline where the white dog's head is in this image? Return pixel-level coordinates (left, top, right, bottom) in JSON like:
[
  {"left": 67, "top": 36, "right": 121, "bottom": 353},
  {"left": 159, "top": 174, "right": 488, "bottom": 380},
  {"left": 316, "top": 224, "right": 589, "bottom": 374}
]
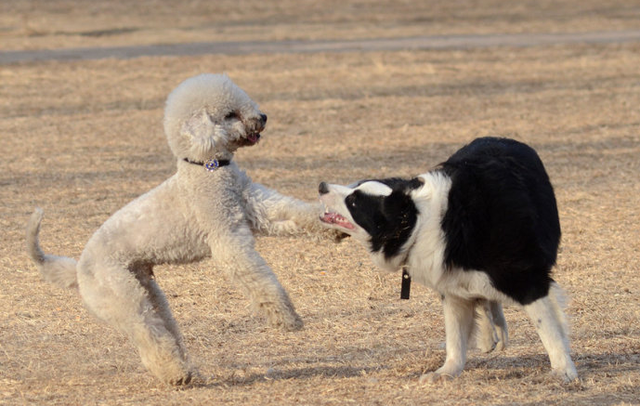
[{"left": 163, "top": 74, "right": 266, "bottom": 162}]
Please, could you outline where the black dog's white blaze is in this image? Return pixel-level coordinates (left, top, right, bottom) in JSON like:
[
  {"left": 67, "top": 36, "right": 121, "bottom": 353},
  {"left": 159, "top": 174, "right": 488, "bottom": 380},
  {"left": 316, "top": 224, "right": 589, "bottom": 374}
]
[
  {"left": 438, "top": 137, "right": 560, "bottom": 305},
  {"left": 346, "top": 178, "right": 423, "bottom": 259}
]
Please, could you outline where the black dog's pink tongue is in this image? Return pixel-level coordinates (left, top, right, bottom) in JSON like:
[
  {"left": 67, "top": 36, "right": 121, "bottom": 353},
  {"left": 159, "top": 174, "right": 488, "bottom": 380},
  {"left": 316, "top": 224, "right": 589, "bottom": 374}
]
[{"left": 321, "top": 212, "right": 355, "bottom": 230}]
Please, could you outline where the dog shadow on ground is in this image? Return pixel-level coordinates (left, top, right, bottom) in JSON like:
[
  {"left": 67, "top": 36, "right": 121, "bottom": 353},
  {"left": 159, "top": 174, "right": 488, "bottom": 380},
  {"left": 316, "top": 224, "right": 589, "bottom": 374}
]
[{"left": 191, "top": 363, "right": 381, "bottom": 388}]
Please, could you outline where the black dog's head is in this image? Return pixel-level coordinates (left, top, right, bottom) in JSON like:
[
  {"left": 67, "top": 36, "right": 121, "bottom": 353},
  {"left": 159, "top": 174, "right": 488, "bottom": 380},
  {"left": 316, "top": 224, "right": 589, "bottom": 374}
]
[{"left": 318, "top": 177, "right": 424, "bottom": 270}]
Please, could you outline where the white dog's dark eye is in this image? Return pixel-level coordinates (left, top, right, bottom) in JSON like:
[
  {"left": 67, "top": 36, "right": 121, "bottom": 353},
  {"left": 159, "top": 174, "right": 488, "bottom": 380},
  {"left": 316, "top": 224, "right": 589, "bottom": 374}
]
[{"left": 225, "top": 111, "right": 239, "bottom": 120}]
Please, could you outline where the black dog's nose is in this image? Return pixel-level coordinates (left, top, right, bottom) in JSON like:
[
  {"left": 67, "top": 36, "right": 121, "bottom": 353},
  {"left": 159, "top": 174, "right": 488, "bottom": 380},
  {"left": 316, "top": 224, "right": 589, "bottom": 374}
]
[
  {"left": 318, "top": 182, "right": 329, "bottom": 195},
  {"left": 260, "top": 114, "right": 267, "bottom": 124}
]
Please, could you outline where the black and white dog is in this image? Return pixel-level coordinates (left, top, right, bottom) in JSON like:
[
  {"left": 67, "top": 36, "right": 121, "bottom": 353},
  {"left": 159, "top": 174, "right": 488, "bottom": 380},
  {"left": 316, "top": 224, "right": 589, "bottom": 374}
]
[{"left": 318, "top": 137, "right": 577, "bottom": 382}]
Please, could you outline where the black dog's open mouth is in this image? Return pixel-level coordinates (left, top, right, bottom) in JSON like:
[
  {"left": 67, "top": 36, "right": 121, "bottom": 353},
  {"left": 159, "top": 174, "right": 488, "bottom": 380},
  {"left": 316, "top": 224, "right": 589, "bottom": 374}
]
[{"left": 320, "top": 210, "right": 355, "bottom": 230}]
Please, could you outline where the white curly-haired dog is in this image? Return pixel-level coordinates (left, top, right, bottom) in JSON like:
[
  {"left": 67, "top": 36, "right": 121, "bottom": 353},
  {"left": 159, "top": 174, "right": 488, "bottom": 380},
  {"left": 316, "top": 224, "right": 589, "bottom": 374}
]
[{"left": 26, "top": 73, "right": 335, "bottom": 385}]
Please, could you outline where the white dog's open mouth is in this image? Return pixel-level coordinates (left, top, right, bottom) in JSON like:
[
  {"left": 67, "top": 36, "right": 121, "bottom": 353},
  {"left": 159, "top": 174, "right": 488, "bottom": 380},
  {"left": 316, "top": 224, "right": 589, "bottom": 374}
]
[
  {"left": 320, "top": 210, "right": 355, "bottom": 230},
  {"left": 247, "top": 132, "right": 260, "bottom": 144},
  {"left": 239, "top": 132, "right": 261, "bottom": 146}
]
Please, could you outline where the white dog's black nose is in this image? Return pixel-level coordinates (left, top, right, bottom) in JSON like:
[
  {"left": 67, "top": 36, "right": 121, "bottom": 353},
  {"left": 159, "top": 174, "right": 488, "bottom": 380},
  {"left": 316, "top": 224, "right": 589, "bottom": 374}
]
[
  {"left": 260, "top": 114, "right": 267, "bottom": 125},
  {"left": 318, "top": 182, "right": 329, "bottom": 195}
]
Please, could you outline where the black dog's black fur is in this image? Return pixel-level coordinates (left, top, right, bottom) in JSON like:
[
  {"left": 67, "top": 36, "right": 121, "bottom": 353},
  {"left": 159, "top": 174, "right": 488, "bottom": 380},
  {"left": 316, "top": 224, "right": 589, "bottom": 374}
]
[{"left": 438, "top": 137, "right": 560, "bottom": 305}]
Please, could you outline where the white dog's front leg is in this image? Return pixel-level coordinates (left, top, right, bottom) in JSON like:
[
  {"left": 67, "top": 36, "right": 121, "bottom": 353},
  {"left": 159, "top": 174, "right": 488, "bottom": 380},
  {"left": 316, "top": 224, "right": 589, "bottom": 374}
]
[
  {"left": 421, "top": 295, "right": 475, "bottom": 383},
  {"left": 244, "top": 182, "right": 339, "bottom": 238},
  {"left": 210, "top": 225, "right": 303, "bottom": 331}
]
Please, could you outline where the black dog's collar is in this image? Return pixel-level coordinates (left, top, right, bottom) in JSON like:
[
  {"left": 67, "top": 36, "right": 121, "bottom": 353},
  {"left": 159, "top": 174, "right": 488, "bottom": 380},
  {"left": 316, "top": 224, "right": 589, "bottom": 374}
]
[
  {"left": 401, "top": 268, "right": 411, "bottom": 300},
  {"left": 400, "top": 237, "right": 418, "bottom": 300},
  {"left": 183, "top": 158, "right": 231, "bottom": 172}
]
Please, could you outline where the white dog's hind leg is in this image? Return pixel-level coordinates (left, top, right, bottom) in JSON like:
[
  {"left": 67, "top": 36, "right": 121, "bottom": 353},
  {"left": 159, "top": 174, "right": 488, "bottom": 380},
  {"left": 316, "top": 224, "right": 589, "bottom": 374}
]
[
  {"left": 77, "top": 259, "right": 192, "bottom": 385},
  {"left": 524, "top": 291, "right": 577, "bottom": 381},
  {"left": 136, "top": 272, "right": 193, "bottom": 384},
  {"left": 142, "top": 280, "right": 186, "bottom": 352},
  {"left": 421, "top": 295, "right": 475, "bottom": 383},
  {"left": 210, "top": 226, "right": 303, "bottom": 331}
]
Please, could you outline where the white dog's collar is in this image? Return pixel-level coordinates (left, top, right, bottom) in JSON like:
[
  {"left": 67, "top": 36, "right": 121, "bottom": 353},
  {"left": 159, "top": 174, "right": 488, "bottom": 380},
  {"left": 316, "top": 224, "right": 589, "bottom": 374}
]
[{"left": 183, "top": 158, "right": 231, "bottom": 172}]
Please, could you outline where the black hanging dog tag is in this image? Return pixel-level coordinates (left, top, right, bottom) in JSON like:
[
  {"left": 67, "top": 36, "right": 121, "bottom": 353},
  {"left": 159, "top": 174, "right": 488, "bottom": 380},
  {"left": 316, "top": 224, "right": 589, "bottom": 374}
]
[{"left": 400, "top": 268, "right": 411, "bottom": 299}]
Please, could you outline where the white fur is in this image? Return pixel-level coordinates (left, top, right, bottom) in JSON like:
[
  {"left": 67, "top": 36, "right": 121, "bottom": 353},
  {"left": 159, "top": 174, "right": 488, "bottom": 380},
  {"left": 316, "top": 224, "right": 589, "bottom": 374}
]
[{"left": 26, "top": 74, "right": 338, "bottom": 385}]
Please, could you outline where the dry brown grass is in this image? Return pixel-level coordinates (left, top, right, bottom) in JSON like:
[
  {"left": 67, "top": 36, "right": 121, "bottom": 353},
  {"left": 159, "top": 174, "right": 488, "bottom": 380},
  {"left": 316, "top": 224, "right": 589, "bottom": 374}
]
[
  {"left": 1, "top": 0, "right": 639, "bottom": 51},
  {"left": 1, "top": 1, "right": 640, "bottom": 405}
]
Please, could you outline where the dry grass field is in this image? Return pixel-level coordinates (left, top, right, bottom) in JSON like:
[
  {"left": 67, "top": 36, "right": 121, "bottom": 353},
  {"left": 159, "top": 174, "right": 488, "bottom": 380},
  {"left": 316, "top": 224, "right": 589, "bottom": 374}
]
[{"left": 1, "top": 1, "right": 640, "bottom": 405}]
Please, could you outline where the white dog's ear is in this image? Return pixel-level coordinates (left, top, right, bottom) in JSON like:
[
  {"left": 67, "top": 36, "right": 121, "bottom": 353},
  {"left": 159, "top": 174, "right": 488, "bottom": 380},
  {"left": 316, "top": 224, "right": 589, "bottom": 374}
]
[{"left": 182, "top": 109, "right": 217, "bottom": 158}]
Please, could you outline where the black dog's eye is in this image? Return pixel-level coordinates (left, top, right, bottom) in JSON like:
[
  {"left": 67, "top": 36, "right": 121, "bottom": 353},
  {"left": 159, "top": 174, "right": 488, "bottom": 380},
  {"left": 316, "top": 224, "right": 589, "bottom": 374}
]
[
  {"left": 346, "top": 194, "right": 356, "bottom": 208},
  {"left": 225, "top": 111, "right": 239, "bottom": 120}
]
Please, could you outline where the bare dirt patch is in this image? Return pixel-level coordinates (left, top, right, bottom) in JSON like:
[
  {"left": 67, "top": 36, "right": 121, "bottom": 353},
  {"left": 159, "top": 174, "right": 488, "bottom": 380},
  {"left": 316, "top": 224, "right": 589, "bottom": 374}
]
[{"left": 1, "top": 1, "right": 639, "bottom": 405}]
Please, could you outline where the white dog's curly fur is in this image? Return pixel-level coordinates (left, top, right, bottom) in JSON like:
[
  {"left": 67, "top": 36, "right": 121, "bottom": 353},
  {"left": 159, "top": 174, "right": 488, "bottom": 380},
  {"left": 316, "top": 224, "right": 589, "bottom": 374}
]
[{"left": 26, "top": 74, "right": 336, "bottom": 385}]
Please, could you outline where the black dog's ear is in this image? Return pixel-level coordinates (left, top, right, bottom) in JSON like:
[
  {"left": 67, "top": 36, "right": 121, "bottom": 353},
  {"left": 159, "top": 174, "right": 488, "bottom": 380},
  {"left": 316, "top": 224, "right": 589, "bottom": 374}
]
[
  {"left": 406, "top": 177, "right": 425, "bottom": 191},
  {"left": 383, "top": 189, "right": 414, "bottom": 217},
  {"left": 382, "top": 177, "right": 423, "bottom": 215}
]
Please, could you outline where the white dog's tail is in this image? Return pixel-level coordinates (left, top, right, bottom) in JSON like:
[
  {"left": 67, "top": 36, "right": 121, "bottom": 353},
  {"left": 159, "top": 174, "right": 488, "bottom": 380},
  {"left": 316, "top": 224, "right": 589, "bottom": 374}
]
[{"left": 26, "top": 208, "right": 78, "bottom": 290}]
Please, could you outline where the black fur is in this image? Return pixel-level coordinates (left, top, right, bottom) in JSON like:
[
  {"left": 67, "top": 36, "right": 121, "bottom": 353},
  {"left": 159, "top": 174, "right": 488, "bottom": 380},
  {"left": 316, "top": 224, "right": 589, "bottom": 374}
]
[
  {"left": 439, "top": 137, "right": 560, "bottom": 305},
  {"left": 347, "top": 178, "right": 423, "bottom": 259}
]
